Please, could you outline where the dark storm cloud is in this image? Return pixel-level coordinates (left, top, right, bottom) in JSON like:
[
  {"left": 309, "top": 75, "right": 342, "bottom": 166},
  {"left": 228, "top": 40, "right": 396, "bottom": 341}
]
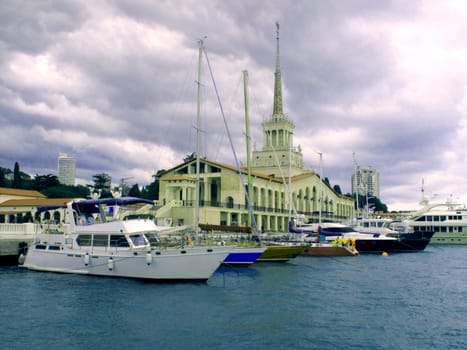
[
  {"left": 0, "top": 1, "right": 86, "bottom": 53},
  {"left": 1, "top": 0, "right": 467, "bottom": 209}
]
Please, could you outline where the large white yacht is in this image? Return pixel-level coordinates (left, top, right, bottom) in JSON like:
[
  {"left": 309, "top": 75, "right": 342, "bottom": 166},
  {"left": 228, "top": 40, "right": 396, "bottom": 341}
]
[
  {"left": 20, "top": 197, "right": 233, "bottom": 281},
  {"left": 404, "top": 201, "right": 467, "bottom": 244}
]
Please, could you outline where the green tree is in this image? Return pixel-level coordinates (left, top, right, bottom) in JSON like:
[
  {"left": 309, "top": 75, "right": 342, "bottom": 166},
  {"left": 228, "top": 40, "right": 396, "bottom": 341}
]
[
  {"left": 0, "top": 168, "right": 6, "bottom": 187},
  {"left": 92, "top": 173, "right": 112, "bottom": 198},
  {"left": 128, "top": 184, "right": 141, "bottom": 197},
  {"left": 34, "top": 174, "right": 60, "bottom": 191},
  {"left": 371, "top": 197, "right": 388, "bottom": 213},
  {"left": 41, "top": 184, "right": 90, "bottom": 198},
  {"left": 12, "top": 162, "right": 22, "bottom": 188},
  {"left": 333, "top": 185, "right": 342, "bottom": 195},
  {"left": 183, "top": 152, "right": 196, "bottom": 162},
  {"left": 140, "top": 169, "right": 165, "bottom": 200},
  {"left": 353, "top": 194, "right": 388, "bottom": 214}
]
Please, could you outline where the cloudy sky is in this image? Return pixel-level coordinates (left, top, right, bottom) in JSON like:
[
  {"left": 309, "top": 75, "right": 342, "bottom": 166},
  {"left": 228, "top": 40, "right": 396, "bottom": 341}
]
[{"left": 1, "top": 0, "right": 467, "bottom": 211}]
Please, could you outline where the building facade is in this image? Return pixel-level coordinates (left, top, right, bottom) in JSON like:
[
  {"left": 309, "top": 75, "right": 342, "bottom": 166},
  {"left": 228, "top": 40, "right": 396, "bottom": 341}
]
[
  {"left": 0, "top": 187, "right": 69, "bottom": 224},
  {"left": 155, "top": 23, "right": 354, "bottom": 232},
  {"left": 156, "top": 158, "right": 354, "bottom": 232},
  {"left": 57, "top": 152, "right": 76, "bottom": 186},
  {"left": 352, "top": 166, "right": 380, "bottom": 198}
]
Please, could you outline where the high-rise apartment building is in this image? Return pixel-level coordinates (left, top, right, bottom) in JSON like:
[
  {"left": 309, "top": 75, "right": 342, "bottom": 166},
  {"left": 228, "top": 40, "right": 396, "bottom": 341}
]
[
  {"left": 57, "top": 152, "right": 76, "bottom": 185},
  {"left": 352, "top": 166, "right": 379, "bottom": 198}
]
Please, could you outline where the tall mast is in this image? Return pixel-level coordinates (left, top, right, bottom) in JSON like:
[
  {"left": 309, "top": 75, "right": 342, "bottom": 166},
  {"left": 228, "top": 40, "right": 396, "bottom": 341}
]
[
  {"left": 288, "top": 139, "right": 292, "bottom": 222},
  {"left": 243, "top": 70, "right": 253, "bottom": 229},
  {"left": 318, "top": 152, "right": 323, "bottom": 225},
  {"left": 353, "top": 152, "right": 359, "bottom": 218},
  {"left": 195, "top": 39, "right": 203, "bottom": 233}
]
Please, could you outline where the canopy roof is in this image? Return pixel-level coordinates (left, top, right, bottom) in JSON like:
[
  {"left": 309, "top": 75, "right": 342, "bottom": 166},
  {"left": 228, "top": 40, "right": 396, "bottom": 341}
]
[{"left": 36, "top": 197, "right": 154, "bottom": 214}]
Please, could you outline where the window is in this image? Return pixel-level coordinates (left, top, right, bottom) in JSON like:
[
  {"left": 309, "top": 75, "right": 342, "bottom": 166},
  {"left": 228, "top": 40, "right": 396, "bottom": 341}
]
[
  {"left": 129, "top": 234, "right": 148, "bottom": 247},
  {"left": 145, "top": 233, "right": 159, "bottom": 246},
  {"left": 93, "top": 235, "right": 108, "bottom": 247},
  {"left": 77, "top": 235, "right": 92, "bottom": 246},
  {"left": 110, "top": 235, "right": 129, "bottom": 247}
]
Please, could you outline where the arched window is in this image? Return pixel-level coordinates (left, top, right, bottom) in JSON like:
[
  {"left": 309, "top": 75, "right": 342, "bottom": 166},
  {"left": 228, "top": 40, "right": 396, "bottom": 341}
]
[{"left": 54, "top": 211, "right": 61, "bottom": 224}]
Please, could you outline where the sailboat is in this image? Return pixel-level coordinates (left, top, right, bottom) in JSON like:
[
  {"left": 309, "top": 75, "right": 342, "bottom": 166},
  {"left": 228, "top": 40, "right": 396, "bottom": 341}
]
[
  {"left": 195, "top": 40, "right": 265, "bottom": 267},
  {"left": 198, "top": 30, "right": 305, "bottom": 262},
  {"left": 240, "top": 70, "right": 306, "bottom": 262},
  {"left": 291, "top": 153, "right": 359, "bottom": 256}
]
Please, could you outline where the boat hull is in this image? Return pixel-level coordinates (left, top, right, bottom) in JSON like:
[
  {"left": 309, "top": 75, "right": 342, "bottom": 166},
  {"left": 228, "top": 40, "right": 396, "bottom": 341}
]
[
  {"left": 256, "top": 244, "right": 307, "bottom": 262},
  {"left": 223, "top": 247, "right": 266, "bottom": 266},
  {"left": 429, "top": 233, "right": 467, "bottom": 245},
  {"left": 21, "top": 244, "right": 231, "bottom": 282},
  {"left": 355, "top": 236, "right": 431, "bottom": 253},
  {"left": 302, "top": 243, "right": 359, "bottom": 257}
]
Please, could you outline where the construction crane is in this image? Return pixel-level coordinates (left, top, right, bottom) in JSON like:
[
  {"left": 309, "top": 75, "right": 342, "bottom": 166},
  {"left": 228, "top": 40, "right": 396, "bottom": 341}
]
[{"left": 120, "top": 177, "right": 134, "bottom": 196}]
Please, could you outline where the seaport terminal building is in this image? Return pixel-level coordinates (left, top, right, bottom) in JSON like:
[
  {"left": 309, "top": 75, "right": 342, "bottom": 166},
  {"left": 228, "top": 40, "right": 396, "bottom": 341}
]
[
  {"left": 154, "top": 24, "right": 354, "bottom": 232},
  {"left": 155, "top": 158, "right": 354, "bottom": 232}
]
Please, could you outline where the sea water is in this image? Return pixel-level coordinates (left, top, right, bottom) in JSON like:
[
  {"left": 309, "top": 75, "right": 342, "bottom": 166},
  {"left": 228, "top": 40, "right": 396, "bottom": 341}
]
[{"left": 1, "top": 245, "right": 467, "bottom": 350}]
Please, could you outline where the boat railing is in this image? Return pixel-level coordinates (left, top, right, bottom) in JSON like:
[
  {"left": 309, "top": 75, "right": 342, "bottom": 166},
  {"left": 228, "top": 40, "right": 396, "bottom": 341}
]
[
  {"left": 0, "top": 222, "right": 34, "bottom": 233},
  {"left": 0, "top": 223, "right": 40, "bottom": 237}
]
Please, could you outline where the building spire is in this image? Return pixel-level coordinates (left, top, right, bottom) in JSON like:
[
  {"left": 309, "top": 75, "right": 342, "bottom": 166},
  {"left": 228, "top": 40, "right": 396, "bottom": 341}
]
[{"left": 273, "top": 21, "right": 283, "bottom": 116}]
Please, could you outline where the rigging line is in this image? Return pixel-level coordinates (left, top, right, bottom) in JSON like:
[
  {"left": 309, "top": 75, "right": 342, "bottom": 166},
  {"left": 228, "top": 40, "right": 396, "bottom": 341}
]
[
  {"left": 165, "top": 52, "right": 197, "bottom": 165},
  {"left": 203, "top": 47, "right": 258, "bottom": 233},
  {"left": 249, "top": 80, "right": 268, "bottom": 122},
  {"left": 211, "top": 71, "right": 244, "bottom": 162}
]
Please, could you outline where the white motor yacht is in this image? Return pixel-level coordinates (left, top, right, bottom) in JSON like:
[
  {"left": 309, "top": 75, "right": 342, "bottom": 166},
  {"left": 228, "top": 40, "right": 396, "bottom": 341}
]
[
  {"left": 404, "top": 202, "right": 467, "bottom": 245},
  {"left": 20, "top": 197, "right": 233, "bottom": 282}
]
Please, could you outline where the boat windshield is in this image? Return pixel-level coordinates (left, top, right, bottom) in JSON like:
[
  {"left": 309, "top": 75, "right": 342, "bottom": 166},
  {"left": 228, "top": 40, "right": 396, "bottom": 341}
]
[
  {"left": 323, "top": 227, "right": 355, "bottom": 233},
  {"left": 109, "top": 235, "right": 130, "bottom": 247},
  {"left": 145, "top": 233, "right": 160, "bottom": 246},
  {"left": 129, "top": 234, "right": 148, "bottom": 247}
]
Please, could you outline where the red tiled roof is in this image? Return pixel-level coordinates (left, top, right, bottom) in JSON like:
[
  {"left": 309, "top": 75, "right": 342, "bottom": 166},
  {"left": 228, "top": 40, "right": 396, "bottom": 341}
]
[
  {"left": 0, "top": 187, "right": 46, "bottom": 198},
  {"left": 0, "top": 198, "right": 72, "bottom": 208}
]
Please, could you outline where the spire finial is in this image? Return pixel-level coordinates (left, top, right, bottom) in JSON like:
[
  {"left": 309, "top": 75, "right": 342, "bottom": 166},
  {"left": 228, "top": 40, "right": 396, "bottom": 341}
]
[{"left": 273, "top": 21, "right": 283, "bottom": 116}]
